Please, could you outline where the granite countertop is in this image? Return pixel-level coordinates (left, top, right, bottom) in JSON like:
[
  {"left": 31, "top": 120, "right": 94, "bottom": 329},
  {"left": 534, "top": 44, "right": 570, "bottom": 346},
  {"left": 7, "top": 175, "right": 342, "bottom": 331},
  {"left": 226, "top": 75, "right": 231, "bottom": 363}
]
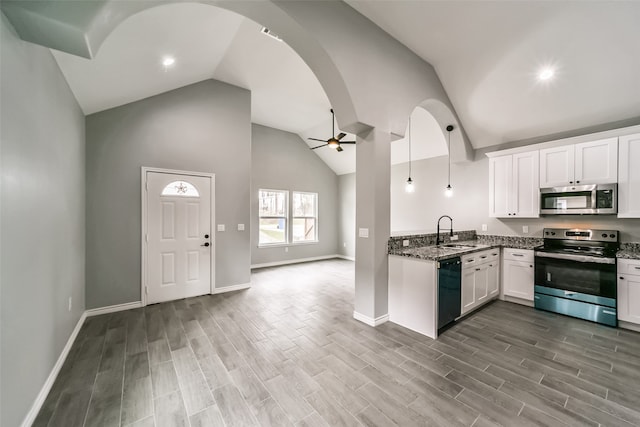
[
  {"left": 618, "top": 243, "right": 640, "bottom": 260},
  {"left": 389, "top": 240, "right": 499, "bottom": 261}
]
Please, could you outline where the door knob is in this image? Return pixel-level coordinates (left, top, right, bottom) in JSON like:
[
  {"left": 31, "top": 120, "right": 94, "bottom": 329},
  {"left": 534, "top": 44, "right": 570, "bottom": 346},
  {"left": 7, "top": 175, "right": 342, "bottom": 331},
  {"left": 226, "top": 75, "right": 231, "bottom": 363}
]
[
  {"left": 201, "top": 242, "right": 210, "bottom": 247},
  {"left": 204, "top": 234, "right": 210, "bottom": 239}
]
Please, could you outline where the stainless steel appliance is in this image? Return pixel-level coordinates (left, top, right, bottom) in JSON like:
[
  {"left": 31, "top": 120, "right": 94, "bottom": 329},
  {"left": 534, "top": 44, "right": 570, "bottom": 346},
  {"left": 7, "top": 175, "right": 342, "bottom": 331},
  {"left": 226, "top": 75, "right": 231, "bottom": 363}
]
[
  {"left": 534, "top": 228, "right": 619, "bottom": 326},
  {"left": 540, "top": 183, "right": 616, "bottom": 215}
]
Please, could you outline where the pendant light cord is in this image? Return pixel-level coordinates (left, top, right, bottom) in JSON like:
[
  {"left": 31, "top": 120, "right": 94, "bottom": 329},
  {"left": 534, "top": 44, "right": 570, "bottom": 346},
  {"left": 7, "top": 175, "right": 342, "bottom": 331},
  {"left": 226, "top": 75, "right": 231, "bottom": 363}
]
[{"left": 408, "top": 116, "right": 412, "bottom": 177}]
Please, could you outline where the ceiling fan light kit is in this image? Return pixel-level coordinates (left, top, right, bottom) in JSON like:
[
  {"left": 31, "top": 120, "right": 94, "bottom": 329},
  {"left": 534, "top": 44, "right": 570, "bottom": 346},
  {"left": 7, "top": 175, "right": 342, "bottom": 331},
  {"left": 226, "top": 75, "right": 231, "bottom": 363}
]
[{"left": 308, "top": 109, "right": 356, "bottom": 153}]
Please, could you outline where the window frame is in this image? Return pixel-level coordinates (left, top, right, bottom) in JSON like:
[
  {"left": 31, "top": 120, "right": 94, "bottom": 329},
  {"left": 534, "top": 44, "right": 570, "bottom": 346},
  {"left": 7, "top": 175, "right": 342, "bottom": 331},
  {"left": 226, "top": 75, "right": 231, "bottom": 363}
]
[
  {"left": 258, "top": 189, "right": 289, "bottom": 247},
  {"left": 291, "top": 191, "right": 319, "bottom": 244}
]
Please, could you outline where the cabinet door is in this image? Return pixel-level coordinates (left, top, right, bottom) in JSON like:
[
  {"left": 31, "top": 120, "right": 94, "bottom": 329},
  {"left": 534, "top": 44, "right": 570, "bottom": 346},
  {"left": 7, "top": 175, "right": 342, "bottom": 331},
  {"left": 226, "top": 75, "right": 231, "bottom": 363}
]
[
  {"left": 503, "top": 260, "right": 534, "bottom": 301},
  {"left": 574, "top": 138, "right": 618, "bottom": 184},
  {"left": 540, "top": 145, "right": 574, "bottom": 187},
  {"left": 513, "top": 151, "right": 540, "bottom": 217},
  {"left": 618, "top": 275, "right": 640, "bottom": 324},
  {"left": 618, "top": 133, "right": 640, "bottom": 218},
  {"left": 489, "top": 155, "right": 512, "bottom": 218},
  {"left": 487, "top": 261, "right": 500, "bottom": 297},
  {"left": 461, "top": 268, "right": 476, "bottom": 315},
  {"left": 474, "top": 264, "right": 489, "bottom": 305}
]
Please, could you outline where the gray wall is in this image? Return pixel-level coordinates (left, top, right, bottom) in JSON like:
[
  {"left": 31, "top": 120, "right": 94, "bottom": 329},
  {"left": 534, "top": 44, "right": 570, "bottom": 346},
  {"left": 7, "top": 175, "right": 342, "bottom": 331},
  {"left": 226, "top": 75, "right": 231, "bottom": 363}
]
[
  {"left": 391, "top": 153, "right": 640, "bottom": 243},
  {"left": 86, "top": 79, "right": 251, "bottom": 309},
  {"left": 338, "top": 173, "right": 356, "bottom": 259},
  {"left": 1, "top": 14, "right": 85, "bottom": 427},
  {"left": 250, "top": 124, "right": 339, "bottom": 265}
]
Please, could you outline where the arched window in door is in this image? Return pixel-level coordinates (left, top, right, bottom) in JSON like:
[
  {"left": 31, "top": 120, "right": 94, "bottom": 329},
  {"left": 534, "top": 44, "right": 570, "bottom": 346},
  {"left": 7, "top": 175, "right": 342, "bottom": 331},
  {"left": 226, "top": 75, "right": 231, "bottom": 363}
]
[{"left": 161, "top": 181, "right": 200, "bottom": 197}]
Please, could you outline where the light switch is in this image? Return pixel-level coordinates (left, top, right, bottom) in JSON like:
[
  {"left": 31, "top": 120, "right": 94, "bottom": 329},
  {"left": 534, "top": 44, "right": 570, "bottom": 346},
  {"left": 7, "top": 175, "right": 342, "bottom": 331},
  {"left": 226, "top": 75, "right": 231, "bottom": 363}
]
[
  {"left": 481, "top": 224, "right": 488, "bottom": 232},
  {"left": 238, "top": 224, "right": 245, "bottom": 231},
  {"left": 358, "top": 228, "right": 369, "bottom": 238},
  {"left": 217, "top": 224, "right": 225, "bottom": 232},
  {"left": 402, "top": 240, "right": 409, "bottom": 247},
  {"left": 523, "top": 225, "right": 529, "bottom": 234}
]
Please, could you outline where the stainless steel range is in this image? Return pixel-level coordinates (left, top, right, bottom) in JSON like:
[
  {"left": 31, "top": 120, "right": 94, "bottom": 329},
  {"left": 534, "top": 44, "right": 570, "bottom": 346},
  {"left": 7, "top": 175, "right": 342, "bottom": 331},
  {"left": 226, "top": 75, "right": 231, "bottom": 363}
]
[{"left": 534, "top": 228, "right": 619, "bottom": 326}]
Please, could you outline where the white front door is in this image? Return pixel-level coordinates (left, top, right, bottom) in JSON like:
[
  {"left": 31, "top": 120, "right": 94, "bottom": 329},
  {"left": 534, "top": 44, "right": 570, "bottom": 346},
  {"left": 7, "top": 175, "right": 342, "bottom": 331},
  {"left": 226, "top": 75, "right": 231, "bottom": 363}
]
[{"left": 146, "top": 171, "right": 213, "bottom": 304}]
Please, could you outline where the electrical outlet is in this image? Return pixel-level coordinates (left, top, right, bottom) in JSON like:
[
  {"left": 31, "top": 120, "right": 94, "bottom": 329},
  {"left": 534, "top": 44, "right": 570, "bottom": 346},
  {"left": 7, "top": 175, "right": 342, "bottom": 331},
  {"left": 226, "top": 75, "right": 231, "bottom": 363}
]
[
  {"left": 237, "top": 224, "right": 245, "bottom": 231},
  {"left": 523, "top": 225, "right": 529, "bottom": 233},
  {"left": 68, "top": 297, "right": 72, "bottom": 312},
  {"left": 451, "top": 235, "right": 459, "bottom": 241},
  {"left": 343, "top": 242, "right": 347, "bottom": 248},
  {"left": 358, "top": 228, "right": 369, "bottom": 238},
  {"left": 481, "top": 224, "right": 488, "bottom": 232},
  {"left": 402, "top": 239, "right": 409, "bottom": 247},
  {"left": 217, "top": 224, "right": 225, "bottom": 232}
]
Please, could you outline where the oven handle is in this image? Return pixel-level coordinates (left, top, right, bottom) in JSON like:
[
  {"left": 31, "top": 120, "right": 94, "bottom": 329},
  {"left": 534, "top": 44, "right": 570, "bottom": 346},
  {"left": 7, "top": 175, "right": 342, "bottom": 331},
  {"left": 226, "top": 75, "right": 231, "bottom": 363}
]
[{"left": 534, "top": 251, "right": 616, "bottom": 265}]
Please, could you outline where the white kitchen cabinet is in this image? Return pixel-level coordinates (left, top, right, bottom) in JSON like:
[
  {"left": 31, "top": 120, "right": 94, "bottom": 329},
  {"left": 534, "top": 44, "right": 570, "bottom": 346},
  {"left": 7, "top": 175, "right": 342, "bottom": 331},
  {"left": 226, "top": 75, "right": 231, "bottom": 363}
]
[
  {"left": 539, "top": 145, "right": 574, "bottom": 187},
  {"left": 502, "top": 249, "right": 534, "bottom": 303},
  {"left": 618, "top": 259, "right": 640, "bottom": 325},
  {"left": 540, "top": 138, "right": 618, "bottom": 187},
  {"left": 618, "top": 133, "right": 640, "bottom": 218},
  {"left": 489, "top": 151, "right": 539, "bottom": 218},
  {"left": 461, "top": 249, "right": 500, "bottom": 315}
]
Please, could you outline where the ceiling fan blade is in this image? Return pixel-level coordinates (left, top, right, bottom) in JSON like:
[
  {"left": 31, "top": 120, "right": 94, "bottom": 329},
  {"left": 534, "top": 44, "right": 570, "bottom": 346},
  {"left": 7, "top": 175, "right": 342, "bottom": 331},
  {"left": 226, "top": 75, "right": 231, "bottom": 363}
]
[
  {"left": 310, "top": 143, "right": 328, "bottom": 150},
  {"left": 337, "top": 146, "right": 344, "bottom": 152},
  {"left": 339, "top": 141, "right": 356, "bottom": 144},
  {"left": 308, "top": 138, "right": 328, "bottom": 142},
  {"left": 336, "top": 132, "right": 346, "bottom": 140}
]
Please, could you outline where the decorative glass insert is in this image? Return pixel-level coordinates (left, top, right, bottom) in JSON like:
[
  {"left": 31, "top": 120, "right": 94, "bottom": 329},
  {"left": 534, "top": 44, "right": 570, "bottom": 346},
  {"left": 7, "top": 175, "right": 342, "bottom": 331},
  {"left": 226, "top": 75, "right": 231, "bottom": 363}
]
[{"left": 161, "top": 181, "right": 200, "bottom": 197}]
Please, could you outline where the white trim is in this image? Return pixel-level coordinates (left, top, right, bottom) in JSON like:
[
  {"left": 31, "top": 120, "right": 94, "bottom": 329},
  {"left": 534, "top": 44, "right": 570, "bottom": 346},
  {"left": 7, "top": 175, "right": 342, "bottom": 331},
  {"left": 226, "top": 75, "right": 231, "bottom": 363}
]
[
  {"left": 212, "top": 283, "right": 251, "bottom": 294},
  {"left": 336, "top": 255, "right": 355, "bottom": 261},
  {"left": 85, "top": 301, "right": 143, "bottom": 317},
  {"left": 619, "top": 320, "right": 640, "bottom": 333},
  {"left": 250, "top": 254, "right": 342, "bottom": 269},
  {"left": 141, "top": 167, "right": 216, "bottom": 306},
  {"left": 20, "top": 311, "right": 87, "bottom": 427},
  {"left": 353, "top": 311, "right": 389, "bottom": 327}
]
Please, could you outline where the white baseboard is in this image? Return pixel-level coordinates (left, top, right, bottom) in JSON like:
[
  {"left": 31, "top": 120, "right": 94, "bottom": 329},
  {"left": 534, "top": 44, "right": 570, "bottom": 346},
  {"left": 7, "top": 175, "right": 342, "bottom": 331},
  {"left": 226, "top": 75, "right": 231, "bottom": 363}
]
[
  {"left": 213, "top": 282, "right": 251, "bottom": 294},
  {"left": 336, "top": 254, "right": 355, "bottom": 261},
  {"left": 85, "top": 301, "right": 143, "bottom": 317},
  {"left": 619, "top": 320, "right": 640, "bottom": 333},
  {"left": 251, "top": 254, "right": 343, "bottom": 269},
  {"left": 353, "top": 311, "right": 389, "bottom": 327},
  {"left": 21, "top": 311, "right": 87, "bottom": 427}
]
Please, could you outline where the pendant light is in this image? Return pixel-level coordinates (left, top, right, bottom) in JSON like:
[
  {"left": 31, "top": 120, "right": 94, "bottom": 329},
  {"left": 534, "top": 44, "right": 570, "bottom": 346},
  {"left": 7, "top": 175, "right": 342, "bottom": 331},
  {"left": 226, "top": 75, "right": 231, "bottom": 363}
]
[
  {"left": 405, "top": 116, "right": 415, "bottom": 193},
  {"left": 445, "top": 125, "right": 454, "bottom": 197}
]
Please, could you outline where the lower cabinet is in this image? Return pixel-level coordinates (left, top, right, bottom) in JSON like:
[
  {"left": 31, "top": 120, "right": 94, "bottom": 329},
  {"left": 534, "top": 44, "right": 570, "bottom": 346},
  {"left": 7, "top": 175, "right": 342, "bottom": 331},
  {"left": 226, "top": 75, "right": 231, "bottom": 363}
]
[
  {"left": 618, "top": 259, "right": 640, "bottom": 325},
  {"left": 502, "top": 249, "right": 535, "bottom": 302},
  {"left": 461, "top": 249, "right": 500, "bottom": 315}
]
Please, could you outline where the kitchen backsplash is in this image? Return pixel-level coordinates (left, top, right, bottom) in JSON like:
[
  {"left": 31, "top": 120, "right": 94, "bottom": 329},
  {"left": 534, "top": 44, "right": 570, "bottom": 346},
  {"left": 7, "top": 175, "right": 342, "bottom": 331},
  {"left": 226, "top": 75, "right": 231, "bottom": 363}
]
[
  {"left": 477, "top": 234, "right": 543, "bottom": 248},
  {"left": 388, "top": 230, "right": 477, "bottom": 251}
]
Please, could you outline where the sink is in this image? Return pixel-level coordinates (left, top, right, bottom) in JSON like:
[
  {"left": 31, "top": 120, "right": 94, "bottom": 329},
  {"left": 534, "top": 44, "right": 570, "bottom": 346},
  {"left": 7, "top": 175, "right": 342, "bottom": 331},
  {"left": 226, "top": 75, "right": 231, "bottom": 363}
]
[{"left": 440, "top": 244, "right": 477, "bottom": 249}]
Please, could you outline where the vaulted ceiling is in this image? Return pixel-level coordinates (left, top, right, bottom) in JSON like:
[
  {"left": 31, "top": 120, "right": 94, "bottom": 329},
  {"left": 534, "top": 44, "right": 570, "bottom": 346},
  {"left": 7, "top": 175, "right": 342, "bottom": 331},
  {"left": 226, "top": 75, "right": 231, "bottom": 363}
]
[{"left": 42, "top": 1, "right": 640, "bottom": 174}]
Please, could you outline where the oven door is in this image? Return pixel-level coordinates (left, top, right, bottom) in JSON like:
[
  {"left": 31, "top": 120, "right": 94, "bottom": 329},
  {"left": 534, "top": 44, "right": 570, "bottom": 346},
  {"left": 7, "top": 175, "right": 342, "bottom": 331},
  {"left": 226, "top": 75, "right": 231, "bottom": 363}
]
[{"left": 534, "top": 252, "right": 616, "bottom": 299}]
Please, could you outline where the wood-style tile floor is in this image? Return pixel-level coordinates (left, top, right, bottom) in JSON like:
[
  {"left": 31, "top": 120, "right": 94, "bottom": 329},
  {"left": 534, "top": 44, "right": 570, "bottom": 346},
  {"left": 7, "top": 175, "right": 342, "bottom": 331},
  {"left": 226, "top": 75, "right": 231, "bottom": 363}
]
[{"left": 35, "top": 259, "right": 640, "bottom": 426}]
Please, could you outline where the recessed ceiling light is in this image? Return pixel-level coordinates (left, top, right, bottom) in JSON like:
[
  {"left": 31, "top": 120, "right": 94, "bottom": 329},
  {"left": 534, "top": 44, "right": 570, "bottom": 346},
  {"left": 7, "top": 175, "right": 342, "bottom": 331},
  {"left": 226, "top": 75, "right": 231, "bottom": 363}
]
[
  {"left": 162, "top": 56, "right": 175, "bottom": 68},
  {"left": 538, "top": 67, "right": 554, "bottom": 81}
]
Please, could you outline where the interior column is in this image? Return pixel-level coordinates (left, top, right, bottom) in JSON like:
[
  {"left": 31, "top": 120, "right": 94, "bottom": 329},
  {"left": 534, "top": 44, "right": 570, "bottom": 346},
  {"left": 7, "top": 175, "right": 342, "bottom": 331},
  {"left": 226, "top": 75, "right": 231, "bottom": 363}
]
[{"left": 354, "top": 128, "right": 391, "bottom": 325}]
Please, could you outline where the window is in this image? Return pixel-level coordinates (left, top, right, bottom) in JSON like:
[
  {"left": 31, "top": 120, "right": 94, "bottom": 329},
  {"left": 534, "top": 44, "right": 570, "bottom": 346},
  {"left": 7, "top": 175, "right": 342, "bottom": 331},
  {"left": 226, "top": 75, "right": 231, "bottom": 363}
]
[
  {"left": 161, "top": 181, "right": 199, "bottom": 197},
  {"left": 258, "top": 189, "right": 288, "bottom": 245},
  {"left": 292, "top": 192, "right": 318, "bottom": 242},
  {"left": 258, "top": 189, "right": 318, "bottom": 246}
]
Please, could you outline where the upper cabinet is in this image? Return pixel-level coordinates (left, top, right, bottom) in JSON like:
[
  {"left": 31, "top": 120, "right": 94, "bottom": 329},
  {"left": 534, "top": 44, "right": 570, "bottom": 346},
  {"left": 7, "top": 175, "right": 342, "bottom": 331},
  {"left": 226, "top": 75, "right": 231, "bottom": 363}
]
[
  {"left": 618, "top": 133, "right": 640, "bottom": 218},
  {"left": 489, "top": 151, "right": 539, "bottom": 218},
  {"left": 540, "top": 138, "right": 618, "bottom": 187}
]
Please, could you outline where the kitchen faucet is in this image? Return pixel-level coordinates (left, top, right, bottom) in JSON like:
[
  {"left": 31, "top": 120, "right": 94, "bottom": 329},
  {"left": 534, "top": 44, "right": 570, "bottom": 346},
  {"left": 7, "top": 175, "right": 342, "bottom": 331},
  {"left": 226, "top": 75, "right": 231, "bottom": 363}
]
[{"left": 436, "top": 215, "right": 454, "bottom": 246}]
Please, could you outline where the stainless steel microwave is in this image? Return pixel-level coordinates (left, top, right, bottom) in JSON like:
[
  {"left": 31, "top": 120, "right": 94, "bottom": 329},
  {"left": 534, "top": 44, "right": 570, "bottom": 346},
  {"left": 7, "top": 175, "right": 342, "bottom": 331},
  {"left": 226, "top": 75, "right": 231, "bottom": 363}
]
[{"left": 540, "top": 184, "right": 617, "bottom": 215}]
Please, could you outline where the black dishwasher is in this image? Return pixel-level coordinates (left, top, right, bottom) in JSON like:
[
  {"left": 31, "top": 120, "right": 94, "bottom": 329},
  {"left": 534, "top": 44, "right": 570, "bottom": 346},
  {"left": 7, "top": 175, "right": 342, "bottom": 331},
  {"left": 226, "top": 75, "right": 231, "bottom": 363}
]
[{"left": 438, "top": 257, "right": 462, "bottom": 330}]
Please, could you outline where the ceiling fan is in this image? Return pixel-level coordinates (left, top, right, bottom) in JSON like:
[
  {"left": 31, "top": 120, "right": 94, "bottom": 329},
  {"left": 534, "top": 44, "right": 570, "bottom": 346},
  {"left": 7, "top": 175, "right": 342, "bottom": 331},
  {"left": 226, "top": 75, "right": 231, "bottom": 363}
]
[{"left": 308, "top": 109, "right": 356, "bottom": 152}]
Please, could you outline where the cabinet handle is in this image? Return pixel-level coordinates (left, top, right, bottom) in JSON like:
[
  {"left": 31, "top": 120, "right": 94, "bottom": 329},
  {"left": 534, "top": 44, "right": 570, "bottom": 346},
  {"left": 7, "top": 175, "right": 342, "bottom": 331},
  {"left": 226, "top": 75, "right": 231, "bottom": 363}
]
[
  {"left": 513, "top": 254, "right": 524, "bottom": 257},
  {"left": 569, "top": 181, "right": 573, "bottom": 184},
  {"left": 489, "top": 264, "right": 493, "bottom": 267},
  {"left": 635, "top": 267, "right": 640, "bottom": 270},
  {"left": 492, "top": 253, "right": 498, "bottom": 256},
  {"left": 530, "top": 265, "right": 533, "bottom": 268},
  {"left": 475, "top": 268, "right": 481, "bottom": 271},
  {"left": 620, "top": 277, "right": 624, "bottom": 280},
  {"left": 481, "top": 255, "right": 487, "bottom": 259},
  {"left": 576, "top": 180, "right": 580, "bottom": 184}
]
